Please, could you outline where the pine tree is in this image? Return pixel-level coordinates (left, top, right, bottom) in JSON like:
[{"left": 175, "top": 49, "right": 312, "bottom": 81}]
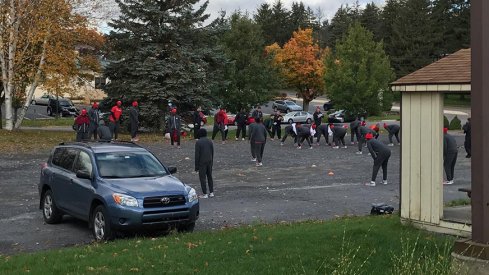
[
  {"left": 360, "top": 2, "right": 382, "bottom": 42},
  {"left": 325, "top": 22, "right": 394, "bottom": 116},
  {"left": 215, "top": 13, "right": 279, "bottom": 113},
  {"left": 104, "top": 0, "right": 225, "bottom": 129},
  {"left": 328, "top": 4, "right": 360, "bottom": 49},
  {"left": 389, "top": 0, "right": 435, "bottom": 77}
]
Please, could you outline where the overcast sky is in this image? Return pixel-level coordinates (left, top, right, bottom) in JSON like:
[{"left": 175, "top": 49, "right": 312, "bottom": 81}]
[{"left": 202, "top": 0, "right": 386, "bottom": 21}]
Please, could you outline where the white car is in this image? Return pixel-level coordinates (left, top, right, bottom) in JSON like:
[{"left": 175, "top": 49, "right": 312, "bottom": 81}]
[{"left": 283, "top": 111, "right": 314, "bottom": 124}]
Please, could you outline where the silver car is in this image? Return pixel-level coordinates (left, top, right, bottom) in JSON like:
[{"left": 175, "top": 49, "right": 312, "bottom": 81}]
[
  {"left": 272, "top": 100, "right": 303, "bottom": 112},
  {"left": 283, "top": 111, "right": 314, "bottom": 124}
]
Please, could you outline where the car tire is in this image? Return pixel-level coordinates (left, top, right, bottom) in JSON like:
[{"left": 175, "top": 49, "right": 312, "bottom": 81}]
[
  {"left": 32, "top": 100, "right": 37, "bottom": 105},
  {"left": 286, "top": 108, "right": 291, "bottom": 113},
  {"left": 177, "top": 222, "right": 195, "bottom": 233},
  {"left": 273, "top": 106, "right": 277, "bottom": 112},
  {"left": 92, "top": 205, "right": 114, "bottom": 241},
  {"left": 306, "top": 118, "right": 312, "bottom": 124},
  {"left": 288, "top": 119, "right": 293, "bottom": 124},
  {"left": 42, "top": 189, "right": 63, "bottom": 224}
]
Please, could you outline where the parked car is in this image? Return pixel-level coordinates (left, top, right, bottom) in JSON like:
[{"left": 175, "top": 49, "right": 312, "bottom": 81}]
[
  {"left": 328, "top": 110, "right": 366, "bottom": 123},
  {"left": 272, "top": 100, "right": 303, "bottom": 112},
  {"left": 226, "top": 114, "right": 255, "bottom": 126},
  {"left": 283, "top": 111, "right": 314, "bottom": 124},
  {"left": 323, "top": 101, "right": 334, "bottom": 111},
  {"left": 32, "top": 94, "right": 58, "bottom": 106},
  {"left": 38, "top": 142, "right": 199, "bottom": 241},
  {"left": 47, "top": 98, "right": 79, "bottom": 117}
]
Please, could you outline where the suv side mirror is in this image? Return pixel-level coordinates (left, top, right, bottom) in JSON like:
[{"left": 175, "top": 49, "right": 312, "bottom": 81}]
[
  {"left": 76, "top": 170, "right": 92, "bottom": 180},
  {"left": 168, "top": 166, "right": 177, "bottom": 174}
]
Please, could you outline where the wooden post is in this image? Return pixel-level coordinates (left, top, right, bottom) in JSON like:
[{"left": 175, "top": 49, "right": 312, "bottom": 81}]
[{"left": 471, "top": 0, "right": 489, "bottom": 244}]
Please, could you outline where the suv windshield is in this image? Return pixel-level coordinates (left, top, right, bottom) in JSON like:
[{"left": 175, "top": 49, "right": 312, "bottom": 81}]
[{"left": 95, "top": 152, "right": 168, "bottom": 178}]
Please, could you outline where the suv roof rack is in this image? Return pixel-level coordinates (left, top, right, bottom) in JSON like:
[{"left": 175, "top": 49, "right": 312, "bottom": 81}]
[{"left": 59, "top": 140, "right": 142, "bottom": 148}]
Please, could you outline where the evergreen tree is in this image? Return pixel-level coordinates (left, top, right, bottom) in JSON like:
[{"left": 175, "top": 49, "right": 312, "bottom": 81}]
[
  {"left": 325, "top": 22, "right": 394, "bottom": 116},
  {"left": 254, "top": 0, "right": 291, "bottom": 46},
  {"left": 360, "top": 2, "right": 382, "bottom": 42},
  {"left": 216, "top": 13, "right": 279, "bottom": 113},
  {"left": 328, "top": 4, "right": 360, "bottom": 49},
  {"left": 381, "top": 0, "right": 402, "bottom": 60},
  {"left": 104, "top": 0, "right": 225, "bottom": 129},
  {"left": 432, "top": 0, "right": 470, "bottom": 57},
  {"left": 389, "top": 0, "right": 435, "bottom": 77}
]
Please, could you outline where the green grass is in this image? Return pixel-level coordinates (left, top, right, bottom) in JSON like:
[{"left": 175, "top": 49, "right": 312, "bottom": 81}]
[
  {"left": 368, "top": 113, "right": 400, "bottom": 122},
  {"left": 445, "top": 198, "right": 471, "bottom": 207},
  {"left": 444, "top": 94, "right": 470, "bottom": 107},
  {"left": 21, "top": 117, "right": 75, "bottom": 127},
  {"left": 0, "top": 216, "right": 456, "bottom": 274}
]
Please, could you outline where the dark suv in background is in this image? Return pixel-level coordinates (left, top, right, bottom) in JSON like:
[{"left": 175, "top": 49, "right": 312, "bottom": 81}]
[
  {"left": 47, "top": 98, "right": 79, "bottom": 117},
  {"left": 38, "top": 142, "right": 199, "bottom": 241}
]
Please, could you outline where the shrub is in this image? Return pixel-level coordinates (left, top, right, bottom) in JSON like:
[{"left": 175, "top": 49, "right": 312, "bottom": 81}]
[
  {"left": 449, "top": 116, "right": 462, "bottom": 130},
  {"left": 444, "top": 116, "right": 450, "bottom": 128}
]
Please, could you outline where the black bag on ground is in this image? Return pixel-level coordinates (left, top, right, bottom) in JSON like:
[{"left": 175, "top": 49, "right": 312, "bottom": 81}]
[{"left": 370, "top": 203, "right": 394, "bottom": 215}]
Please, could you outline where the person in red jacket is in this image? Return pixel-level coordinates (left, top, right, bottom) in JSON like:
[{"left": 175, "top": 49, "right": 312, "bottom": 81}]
[
  {"left": 216, "top": 108, "right": 227, "bottom": 144},
  {"left": 74, "top": 109, "right": 90, "bottom": 142},
  {"left": 109, "top": 100, "right": 123, "bottom": 140}
]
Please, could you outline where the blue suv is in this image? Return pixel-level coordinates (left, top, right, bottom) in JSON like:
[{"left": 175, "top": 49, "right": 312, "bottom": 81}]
[{"left": 39, "top": 142, "right": 199, "bottom": 241}]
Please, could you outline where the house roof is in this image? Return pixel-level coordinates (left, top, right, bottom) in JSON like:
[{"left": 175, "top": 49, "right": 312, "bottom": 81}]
[{"left": 391, "top": 49, "right": 471, "bottom": 93}]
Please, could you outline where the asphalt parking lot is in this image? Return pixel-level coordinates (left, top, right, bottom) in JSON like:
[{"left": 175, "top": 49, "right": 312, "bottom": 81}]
[{"left": 0, "top": 132, "right": 470, "bottom": 255}]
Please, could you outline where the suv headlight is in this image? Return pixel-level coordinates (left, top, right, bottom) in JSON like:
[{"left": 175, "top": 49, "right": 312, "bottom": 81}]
[
  {"left": 187, "top": 188, "right": 198, "bottom": 203},
  {"left": 112, "top": 193, "right": 139, "bottom": 207}
]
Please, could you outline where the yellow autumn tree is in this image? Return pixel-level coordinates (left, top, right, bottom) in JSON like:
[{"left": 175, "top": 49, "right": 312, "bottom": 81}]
[
  {"left": 0, "top": 0, "right": 104, "bottom": 130},
  {"left": 266, "top": 28, "right": 328, "bottom": 111}
]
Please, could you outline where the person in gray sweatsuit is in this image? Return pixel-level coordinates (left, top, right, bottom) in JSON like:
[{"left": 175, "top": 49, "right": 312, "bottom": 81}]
[
  {"left": 349, "top": 118, "right": 361, "bottom": 144},
  {"left": 356, "top": 126, "right": 377, "bottom": 154},
  {"left": 365, "top": 133, "right": 391, "bottom": 186},
  {"left": 315, "top": 124, "right": 330, "bottom": 146},
  {"left": 249, "top": 117, "right": 268, "bottom": 166},
  {"left": 330, "top": 124, "right": 347, "bottom": 148},
  {"left": 383, "top": 123, "right": 400, "bottom": 146},
  {"left": 443, "top": 128, "right": 458, "bottom": 184},
  {"left": 280, "top": 124, "right": 298, "bottom": 145},
  {"left": 195, "top": 128, "right": 214, "bottom": 198},
  {"left": 97, "top": 120, "right": 112, "bottom": 141}
]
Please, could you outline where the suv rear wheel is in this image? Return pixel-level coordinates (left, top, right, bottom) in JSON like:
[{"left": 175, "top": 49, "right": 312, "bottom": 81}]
[
  {"left": 92, "top": 205, "right": 114, "bottom": 241},
  {"left": 42, "top": 189, "right": 62, "bottom": 224}
]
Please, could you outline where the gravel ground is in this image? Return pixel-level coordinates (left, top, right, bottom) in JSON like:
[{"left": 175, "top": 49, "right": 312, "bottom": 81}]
[{"left": 0, "top": 132, "right": 470, "bottom": 255}]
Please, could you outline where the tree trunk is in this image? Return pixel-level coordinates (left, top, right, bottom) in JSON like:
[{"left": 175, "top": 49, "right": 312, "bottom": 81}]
[
  {"left": 14, "top": 36, "right": 48, "bottom": 129},
  {"left": 303, "top": 99, "right": 310, "bottom": 113}
]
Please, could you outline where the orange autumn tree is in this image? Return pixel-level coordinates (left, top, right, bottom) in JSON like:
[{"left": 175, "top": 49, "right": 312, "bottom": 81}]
[{"left": 266, "top": 28, "right": 328, "bottom": 111}]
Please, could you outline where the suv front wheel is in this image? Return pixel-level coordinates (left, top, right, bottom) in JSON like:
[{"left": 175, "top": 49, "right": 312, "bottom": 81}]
[
  {"left": 42, "top": 189, "right": 62, "bottom": 224},
  {"left": 92, "top": 205, "right": 114, "bottom": 241}
]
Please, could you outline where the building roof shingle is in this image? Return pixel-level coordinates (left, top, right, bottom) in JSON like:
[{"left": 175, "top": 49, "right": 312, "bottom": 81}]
[{"left": 391, "top": 49, "right": 470, "bottom": 86}]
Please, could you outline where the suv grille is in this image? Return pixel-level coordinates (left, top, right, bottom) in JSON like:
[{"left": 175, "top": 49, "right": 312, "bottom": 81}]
[{"left": 143, "top": 195, "right": 186, "bottom": 208}]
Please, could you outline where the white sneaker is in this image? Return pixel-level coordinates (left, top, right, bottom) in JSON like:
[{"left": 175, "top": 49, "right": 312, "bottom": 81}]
[
  {"left": 388, "top": 143, "right": 394, "bottom": 147},
  {"left": 242, "top": 138, "right": 245, "bottom": 141},
  {"left": 297, "top": 146, "right": 302, "bottom": 149},
  {"left": 351, "top": 142, "right": 355, "bottom": 145},
  {"left": 356, "top": 151, "right": 363, "bottom": 155},
  {"left": 251, "top": 158, "right": 257, "bottom": 162},
  {"left": 332, "top": 146, "right": 339, "bottom": 149},
  {"left": 342, "top": 146, "right": 347, "bottom": 149},
  {"left": 209, "top": 192, "right": 215, "bottom": 198},
  {"left": 383, "top": 180, "right": 388, "bottom": 185},
  {"left": 280, "top": 142, "right": 284, "bottom": 146},
  {"left": 256, "top": 162, "right": 263, "bottom": 167},
  {"left": 270, "top": 138, "right": 274, "bottom": 141},
  {"left": 199, "top": 194, "right": 208, "bottom": 199},
  {"left": 365, "top": 181, "right": 376, "bottom": 187},
  {"left": 235, "top": 138, "right": 238, "bottom": 141},
  {"left": 309, "top": 146, "right": 313, "bottom": 149},
  {"left": 444, "top": 180, "right": 454, "bottom": 185}
]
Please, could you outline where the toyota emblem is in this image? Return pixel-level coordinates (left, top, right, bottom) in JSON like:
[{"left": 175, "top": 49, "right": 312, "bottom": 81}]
[{"left": 160, "top": 197, "right": 171, "bottom": 205}]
